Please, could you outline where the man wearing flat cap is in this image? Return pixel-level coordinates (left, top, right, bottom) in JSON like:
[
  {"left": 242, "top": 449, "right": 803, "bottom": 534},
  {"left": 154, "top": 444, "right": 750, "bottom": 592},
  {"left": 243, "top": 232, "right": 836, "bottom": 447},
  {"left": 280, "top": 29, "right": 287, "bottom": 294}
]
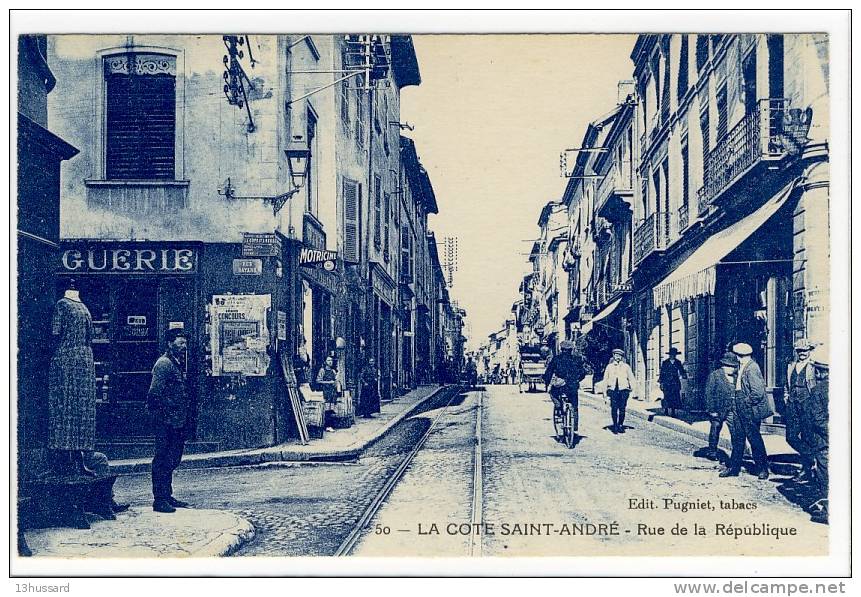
[
  {"left": 659, "top": 347, "right": 687, "bottom": 418},
  {"left": 702, "top": 352, "right": 739, "bottom": 462},
  {"left": 721, "top": 342, "right": 772, "bottom": 479},
  {"left": 783, "top": 339, "right": 818, "bottom": 482},
  {"left": 148, "top": 328, "right": 193, "bottom": 513},
  {"left": 601, "top": 348, "right": 637, "bottom": 433},
  {"left": 543, "top": 340, "right": 587, "bottom": 434}
]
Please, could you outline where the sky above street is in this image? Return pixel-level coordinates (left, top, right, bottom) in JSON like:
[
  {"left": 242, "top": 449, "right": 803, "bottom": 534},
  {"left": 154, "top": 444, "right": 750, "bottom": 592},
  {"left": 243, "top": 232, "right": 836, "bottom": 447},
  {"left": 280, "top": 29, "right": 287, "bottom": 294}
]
[{"left": 400, "top": 34, "right": 637, "bottom": 350}]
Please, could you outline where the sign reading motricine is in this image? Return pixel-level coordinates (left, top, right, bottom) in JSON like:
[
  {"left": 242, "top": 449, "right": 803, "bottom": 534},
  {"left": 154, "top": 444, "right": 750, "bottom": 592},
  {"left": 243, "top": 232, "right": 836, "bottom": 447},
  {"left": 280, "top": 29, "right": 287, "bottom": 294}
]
[
  {"left": 60, "top": 246, "right": 197, "bottom": 273},
  {"left": 299, "top": 247, "right": 338, "bottom": 271}
]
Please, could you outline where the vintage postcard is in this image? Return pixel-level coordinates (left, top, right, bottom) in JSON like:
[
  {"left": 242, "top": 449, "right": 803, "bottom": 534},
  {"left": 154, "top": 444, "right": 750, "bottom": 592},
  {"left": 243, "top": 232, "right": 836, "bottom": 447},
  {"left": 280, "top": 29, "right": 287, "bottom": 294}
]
[{"left": 10, "top": 9, "right": 851, "bottom": 580}]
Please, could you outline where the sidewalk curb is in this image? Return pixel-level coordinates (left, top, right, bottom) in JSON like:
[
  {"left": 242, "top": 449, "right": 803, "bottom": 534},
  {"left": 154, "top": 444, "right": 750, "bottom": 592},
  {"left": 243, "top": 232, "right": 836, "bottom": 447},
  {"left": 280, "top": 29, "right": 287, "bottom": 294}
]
[
  {"left": 109, "top": 385, "right": 454, "bottom": 476},
  {"left": 192, "top": 515, "right": 256, "bottom": 557},
  {"left": 579, "top": 391, "right": 733, "bottom": 452}
]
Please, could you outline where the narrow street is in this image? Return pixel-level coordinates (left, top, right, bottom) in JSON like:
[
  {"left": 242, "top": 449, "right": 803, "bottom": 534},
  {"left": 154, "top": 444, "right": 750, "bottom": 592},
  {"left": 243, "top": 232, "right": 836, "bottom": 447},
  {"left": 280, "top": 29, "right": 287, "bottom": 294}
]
[{"left": 112, "top": 385, "right": 826, "bottom": 557}]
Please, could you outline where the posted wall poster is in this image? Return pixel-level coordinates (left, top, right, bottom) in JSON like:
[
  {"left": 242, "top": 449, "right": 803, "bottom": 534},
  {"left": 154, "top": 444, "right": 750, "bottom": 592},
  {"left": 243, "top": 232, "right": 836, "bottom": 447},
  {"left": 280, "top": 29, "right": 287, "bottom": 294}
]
[{"left": 210, "top": 294, "right": 272, "bottom": 376}]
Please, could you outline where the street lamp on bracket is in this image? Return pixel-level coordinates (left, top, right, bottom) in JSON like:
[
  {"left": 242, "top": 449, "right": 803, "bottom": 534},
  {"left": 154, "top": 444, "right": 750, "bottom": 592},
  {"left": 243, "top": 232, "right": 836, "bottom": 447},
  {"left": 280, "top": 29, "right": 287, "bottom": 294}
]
[{"left": 216, "top": 145, "right": 311, "bottom": 216}]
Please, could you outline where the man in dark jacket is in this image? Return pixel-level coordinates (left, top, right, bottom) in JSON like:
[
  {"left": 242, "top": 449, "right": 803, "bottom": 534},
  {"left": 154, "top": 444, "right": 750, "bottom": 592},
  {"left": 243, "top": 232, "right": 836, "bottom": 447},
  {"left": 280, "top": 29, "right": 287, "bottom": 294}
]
[
  {"left": 702, "top": 352, "right": 738, "bottom": 462},
  {"left": 721, "top": 343, "right": 772, "bottom": 480},
  {"left": 659, "top": 347, "right": 687, "bottom": 417},
  {"left": 543, "top": 341, "right": 587, "bottom": 433},
  {"left": 807, "top": 362, "right": 829, "bottom": 524},
  {"left": 784, "top": 339, "right": 817, "bottom": 482},
  {"left": 148, "top": 328, "right": 192, "bottom": 513}
]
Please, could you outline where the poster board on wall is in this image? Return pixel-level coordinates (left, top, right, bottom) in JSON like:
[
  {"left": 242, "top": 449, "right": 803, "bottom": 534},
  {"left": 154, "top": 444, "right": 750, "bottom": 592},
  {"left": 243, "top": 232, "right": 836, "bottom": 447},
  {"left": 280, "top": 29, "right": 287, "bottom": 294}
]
[{"left": 210, "top": 294, "right": 271, "bottom": 377}]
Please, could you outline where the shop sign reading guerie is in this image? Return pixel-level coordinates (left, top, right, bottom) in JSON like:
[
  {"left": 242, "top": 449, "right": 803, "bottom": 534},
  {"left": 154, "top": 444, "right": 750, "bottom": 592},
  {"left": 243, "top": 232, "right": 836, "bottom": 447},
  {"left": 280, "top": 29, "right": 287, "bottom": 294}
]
[{"left": 59, "top": 243, "right": 197, "bottom": 274}]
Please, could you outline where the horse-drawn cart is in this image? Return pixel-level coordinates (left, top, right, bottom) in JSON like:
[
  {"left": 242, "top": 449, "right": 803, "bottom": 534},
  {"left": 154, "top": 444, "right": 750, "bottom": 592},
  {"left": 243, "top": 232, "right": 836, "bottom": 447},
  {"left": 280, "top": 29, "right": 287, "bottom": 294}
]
[{"left": 518, "top": 345, "right": 548, "bottom": 393}]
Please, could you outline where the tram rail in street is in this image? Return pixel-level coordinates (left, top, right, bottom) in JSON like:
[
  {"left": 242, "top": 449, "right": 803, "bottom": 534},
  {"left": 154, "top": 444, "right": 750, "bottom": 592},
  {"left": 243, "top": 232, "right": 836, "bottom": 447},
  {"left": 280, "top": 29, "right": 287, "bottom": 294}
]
[{"left": 333, "top": 385, "right": 465, "bottom": 556}]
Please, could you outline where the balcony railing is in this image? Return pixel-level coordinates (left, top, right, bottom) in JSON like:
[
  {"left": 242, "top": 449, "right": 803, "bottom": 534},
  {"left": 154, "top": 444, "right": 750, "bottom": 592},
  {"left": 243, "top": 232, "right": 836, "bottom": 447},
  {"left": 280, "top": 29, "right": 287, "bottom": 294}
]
[
  {"left": 633, "top": 211, "right": 668, "bottom": 265},
  {"left": 697, "top": 98, "right": 810, "bottom": 209},
  {"left": 678, "top": 202, "right": 690, "bottom": 232},
  {"left": 596, "top": 278, "right": 633, "bottom": 308}
]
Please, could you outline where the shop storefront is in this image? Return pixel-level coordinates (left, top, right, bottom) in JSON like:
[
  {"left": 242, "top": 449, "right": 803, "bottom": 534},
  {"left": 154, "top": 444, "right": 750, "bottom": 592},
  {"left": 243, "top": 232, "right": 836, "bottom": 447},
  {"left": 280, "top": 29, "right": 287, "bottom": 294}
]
[
  {"left": 57, "top": 237, "right": 301, "bottom": 457},
  {"left": 56, "top": 241, "right": 202, "bottom": 452}
]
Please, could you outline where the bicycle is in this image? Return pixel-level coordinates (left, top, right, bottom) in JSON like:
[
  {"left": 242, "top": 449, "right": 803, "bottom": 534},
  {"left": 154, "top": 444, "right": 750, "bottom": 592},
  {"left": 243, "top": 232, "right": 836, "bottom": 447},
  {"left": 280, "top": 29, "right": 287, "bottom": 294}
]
[{"left": 552, "top": 395, "right": 577, "bottom": 449}]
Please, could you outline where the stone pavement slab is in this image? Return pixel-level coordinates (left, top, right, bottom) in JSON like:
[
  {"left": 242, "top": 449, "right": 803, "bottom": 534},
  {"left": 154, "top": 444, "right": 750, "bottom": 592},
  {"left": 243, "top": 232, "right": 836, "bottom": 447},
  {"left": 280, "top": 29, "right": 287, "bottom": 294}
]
[
  {"left": 580, "top": 390, "right": 794, "bottom": 457},
  {"left": 24, "top": 507, "right": 254, "bottom": 557},
  {"left": 109, "top": 384, "right": 445, "bottom": 474}
]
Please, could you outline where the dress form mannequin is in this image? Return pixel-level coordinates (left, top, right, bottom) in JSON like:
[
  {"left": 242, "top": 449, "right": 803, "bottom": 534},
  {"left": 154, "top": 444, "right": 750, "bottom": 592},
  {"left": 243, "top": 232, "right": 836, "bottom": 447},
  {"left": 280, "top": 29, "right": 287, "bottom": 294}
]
[{"left": 50, "top": 279, "right": 97, "bottom": 476}]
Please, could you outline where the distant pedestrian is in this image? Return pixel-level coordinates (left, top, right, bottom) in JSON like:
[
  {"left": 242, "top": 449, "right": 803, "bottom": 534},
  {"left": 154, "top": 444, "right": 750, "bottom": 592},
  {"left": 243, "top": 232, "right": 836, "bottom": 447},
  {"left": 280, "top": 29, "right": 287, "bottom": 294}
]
[
  {"left": 601, "top": 349, "right": 638, "bottom": 434},
  {"left": 465, "top": 358, "right": 478, "bottom": 388},
  {"left": 659, "top": 347, "right": 687, "bottom": 417},
  {"left": 316, "top": 356, "right": 339, "bottom": 405},
  {"left": 147, "top": 328, "right": 192, "bottom": 513},
  {"left": 702, "top": 352, "right": 738, "bottom": 462},
  {"left": 720, "top": 343, "right": 772, "bottom": 480},
  {"left": 784, "top": 339, "right": 817, "bottom": 482},
  {"left": 357, "top": 357, "right": 381, "bottom": 418}
]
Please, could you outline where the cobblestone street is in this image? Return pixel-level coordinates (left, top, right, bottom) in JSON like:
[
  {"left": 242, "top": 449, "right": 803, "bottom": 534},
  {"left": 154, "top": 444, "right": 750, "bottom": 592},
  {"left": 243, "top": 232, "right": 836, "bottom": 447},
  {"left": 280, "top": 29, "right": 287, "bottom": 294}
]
[{"left": 111, "top": 385, "right": 827, "bottom": 557}]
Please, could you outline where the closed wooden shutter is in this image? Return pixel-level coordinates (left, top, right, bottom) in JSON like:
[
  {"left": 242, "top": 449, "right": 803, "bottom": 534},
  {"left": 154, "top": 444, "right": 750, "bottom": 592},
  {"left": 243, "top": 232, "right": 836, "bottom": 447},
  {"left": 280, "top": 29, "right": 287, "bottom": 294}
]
[
  {"left": 105, "top": 70, "right": 175, "bottom": 180},
  {"left": 383, "top": 192, "right": 390, "bottom": 262},
  {"left": 343, "top": 178, "right": 360, "bottom": 263}
]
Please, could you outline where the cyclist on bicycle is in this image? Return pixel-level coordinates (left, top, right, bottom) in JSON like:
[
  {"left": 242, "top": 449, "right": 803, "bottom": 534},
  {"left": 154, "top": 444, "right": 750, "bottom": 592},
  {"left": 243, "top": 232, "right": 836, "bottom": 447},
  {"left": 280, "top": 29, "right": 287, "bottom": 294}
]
[{"left": 543, "top": 340, "right": 588, "bottom": 434}]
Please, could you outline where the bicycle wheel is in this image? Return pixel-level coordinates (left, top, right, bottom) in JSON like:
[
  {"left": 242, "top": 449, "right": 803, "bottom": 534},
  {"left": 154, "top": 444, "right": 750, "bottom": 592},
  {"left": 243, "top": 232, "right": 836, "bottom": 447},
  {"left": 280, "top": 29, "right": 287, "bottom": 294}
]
[
  {"left": 564, "top": 405, "right": 576, "bottom": 449},
  {"left": 552, "top": 406, "right": 563, "bottom": 438}
]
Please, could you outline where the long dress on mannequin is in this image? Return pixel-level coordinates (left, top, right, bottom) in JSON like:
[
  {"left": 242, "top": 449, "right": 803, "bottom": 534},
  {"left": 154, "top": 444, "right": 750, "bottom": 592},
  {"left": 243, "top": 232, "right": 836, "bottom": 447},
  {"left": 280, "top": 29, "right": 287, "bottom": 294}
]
[{"left": 48, "top": 293, "right": 97, "bottom": 452}]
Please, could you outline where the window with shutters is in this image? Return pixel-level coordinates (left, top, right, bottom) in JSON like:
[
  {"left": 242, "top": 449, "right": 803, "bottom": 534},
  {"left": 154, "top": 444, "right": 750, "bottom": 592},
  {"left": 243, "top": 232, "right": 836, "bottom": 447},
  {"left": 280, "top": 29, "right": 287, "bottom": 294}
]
[
  {"left": 677, "top": 35, "right": 689, "bottom": 102},
  {"left": 355, "top": 87, "right": 366, "bottom": 149},
  {"left": 700, "top": 107, "right": 710, "bottom": 163},
  {"left": 716, "top": 83, "right": 728, "bottom": 141},
  {"left": 383, "top": 192, "right": 391, "bottom": 262},
  {"left": 401, "top": 225, "right": 412, "bottom": 282},
  {"left": 696, "top": 35, "right": 709, "bottom": 72},
  {"left": 373, "top": 175, "right": 382, "bottom": 250},
  {"left": 103, "top": 53, "right": 176, "bottom": 180},
  {"left": 681, "top": 138, "right": 690, "bottom": 211},
  {"left": 340, "top": 47, "right": 350, "bottom": 130},
  {"left": 342, "top": 178, "right": 360, "bottom": 263},
  {"left": 307, "top": 109, "right": 318, "bottom": 215}
]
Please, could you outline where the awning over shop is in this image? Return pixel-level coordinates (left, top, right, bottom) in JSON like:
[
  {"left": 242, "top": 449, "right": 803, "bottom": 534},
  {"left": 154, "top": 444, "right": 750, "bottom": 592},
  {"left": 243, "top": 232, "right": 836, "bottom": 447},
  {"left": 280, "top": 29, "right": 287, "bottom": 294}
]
[
  {"left": 580, "top": 298, "right": 622, "bottom": 335},
  {"left": 652, "top": 180, "right": 798, "bottom": 307}
]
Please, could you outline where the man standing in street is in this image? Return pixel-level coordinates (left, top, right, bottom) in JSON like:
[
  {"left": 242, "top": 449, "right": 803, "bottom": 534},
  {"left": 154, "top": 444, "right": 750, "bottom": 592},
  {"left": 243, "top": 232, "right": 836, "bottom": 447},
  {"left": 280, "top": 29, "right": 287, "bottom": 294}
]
[
  {"left": 720, "top": 343, "right": 772, "bottom": 480},
  {"left": 148, "top": 328, "right": 192, "bottom": 513},
  {"left": 784, "top": 339, "right": 817, "bottom": 482},
  {"left": 543, "top": 340, "right": 587, "bottom": 435},
  {"left": 702, "top": 352, "right": 738, "bottom": 462},
  {"left": 601, "top": 348, "right": 637, "bottom": 434},
  {"left": 659, "top": 347, "right": 687, "bottom": 418}
]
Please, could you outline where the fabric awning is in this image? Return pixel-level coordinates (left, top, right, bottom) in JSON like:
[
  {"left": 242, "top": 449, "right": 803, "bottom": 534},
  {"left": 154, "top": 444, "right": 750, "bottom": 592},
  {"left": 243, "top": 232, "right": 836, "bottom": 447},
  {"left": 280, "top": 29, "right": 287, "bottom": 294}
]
[
  {"left": 652, "top": 180, "right": 798, "bottom": 307},
  {"left": 580, "top": 298, "right": 622, "bottom": 335}
]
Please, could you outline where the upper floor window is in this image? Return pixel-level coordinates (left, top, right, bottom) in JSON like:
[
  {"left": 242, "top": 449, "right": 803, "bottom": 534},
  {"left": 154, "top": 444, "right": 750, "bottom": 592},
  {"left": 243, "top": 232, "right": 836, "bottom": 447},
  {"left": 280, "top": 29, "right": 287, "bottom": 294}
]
[
  {"left": 677, "top": 35, "right": 689, "bottom": 102},
  {"left": 307, "top": 109, "right": 318, "bottom": 215},
  {"left": 695, "top": 35, "right": 709, "bottom": 72},
  {"left": 104, "top": 53, "right": 176, "bottom": 180}
]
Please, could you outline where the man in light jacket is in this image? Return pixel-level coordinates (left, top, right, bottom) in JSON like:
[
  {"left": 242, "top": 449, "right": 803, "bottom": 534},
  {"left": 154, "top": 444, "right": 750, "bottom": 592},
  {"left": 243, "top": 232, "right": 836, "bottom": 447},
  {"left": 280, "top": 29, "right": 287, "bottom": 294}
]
[
  {"left": 602, "top": 348, "right": 638, "bottom": 434},
  {"left": 721, "top": 343, "right": 772, "bottom": 479}
]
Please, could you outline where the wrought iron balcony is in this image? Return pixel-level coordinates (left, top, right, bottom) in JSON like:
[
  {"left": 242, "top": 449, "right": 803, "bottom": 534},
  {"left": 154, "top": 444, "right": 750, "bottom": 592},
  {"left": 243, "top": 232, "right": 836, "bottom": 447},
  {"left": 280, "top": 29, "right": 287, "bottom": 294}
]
[
  {"left": 697, "top": 98, "right": 810, "bottom": 210},
  {"left": 633, "top": 211, "right": 668, "bottom": 266},
  {"left": 678, "top": 202, "right": 690, "bottom": 232},
  {"left": 596, "top": 165, "right": 634, "bottom": 222},
  {"left": 596, "top": 278, "right": 633, "bottom": 308}
]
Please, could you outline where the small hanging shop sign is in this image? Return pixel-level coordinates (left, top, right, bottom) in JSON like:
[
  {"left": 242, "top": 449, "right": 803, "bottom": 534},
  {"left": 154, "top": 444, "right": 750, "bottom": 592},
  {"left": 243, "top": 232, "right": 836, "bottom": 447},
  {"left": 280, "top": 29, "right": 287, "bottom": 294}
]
[{"left": 242, "top": 232, "right": 282, "bottom": 257}]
